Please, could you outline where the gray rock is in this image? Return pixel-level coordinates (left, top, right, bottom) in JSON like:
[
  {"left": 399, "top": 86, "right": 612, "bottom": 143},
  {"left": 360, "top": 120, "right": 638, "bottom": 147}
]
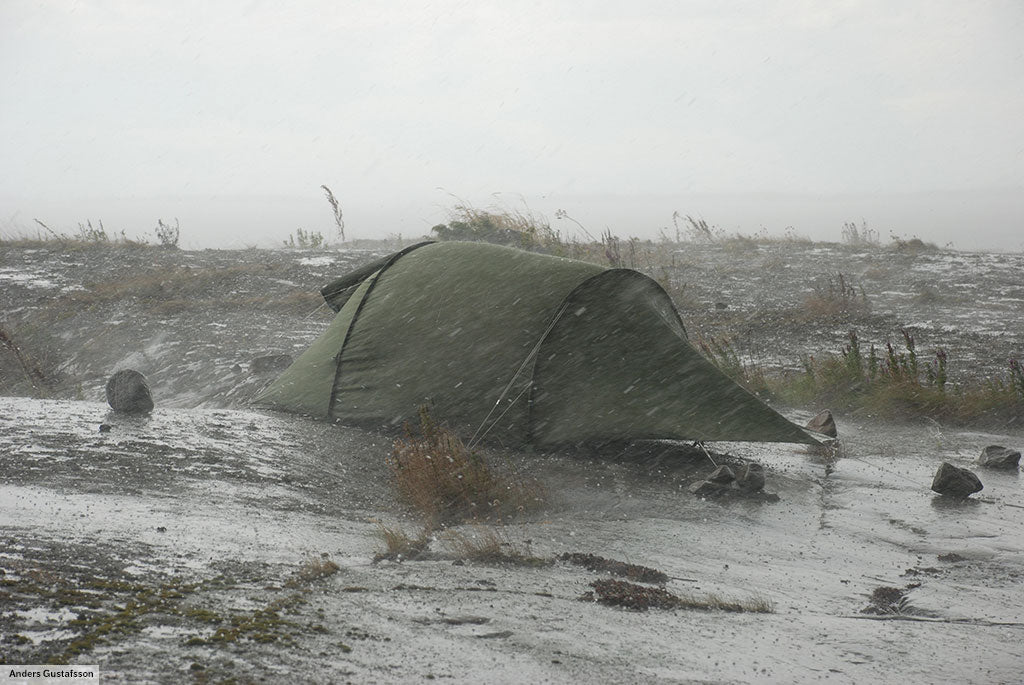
[
  {"left": 707, "top": 465, "right": 736, "bottom": 484},
  {"left": 736, "top": 463, "right": 766, "bottom": 491},
  {"left": 977, "top": 445, "right": 1021, "bottom": 470},
  {"left": 250, "top": 354, "right": 292, "bottom": 374},
  {"left": 805, "top": 409, "right": 837, "bottom": 438},
  {"left": 105, "top": 369, "right": 154, "bottom": 414},
  {"left": 931, "top": 462, "right": 983, "bottom": 498}
]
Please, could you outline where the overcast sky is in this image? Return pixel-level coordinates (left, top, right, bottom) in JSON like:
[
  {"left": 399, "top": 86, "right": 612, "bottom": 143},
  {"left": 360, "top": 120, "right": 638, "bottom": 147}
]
[{"left": 2, "top": 1, "right": 1022, "bottom": 249}]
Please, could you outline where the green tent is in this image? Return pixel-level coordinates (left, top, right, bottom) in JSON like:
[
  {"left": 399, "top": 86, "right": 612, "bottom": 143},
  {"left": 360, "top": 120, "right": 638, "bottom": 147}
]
[{"left": 255, "top": 241, "right": 816, "bottom": 447}]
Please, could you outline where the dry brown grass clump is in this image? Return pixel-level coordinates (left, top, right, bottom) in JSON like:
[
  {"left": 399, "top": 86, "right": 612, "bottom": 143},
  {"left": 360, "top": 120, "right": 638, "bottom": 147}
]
[
  {"left": 387, "top": 407, "right": 543, "bottom": 524},
  {"left": 443, "top": 527, "right": 548, "bottom": 566},
  {"left": 39, "top": 262, "right": 324, "bottom": 318},
  {"left": 559, "top": 552, "right": 669, "bottom": 584},
  {"left": 802, "top": 272, "right": 870, "bottom": 319},
  {"left": 284, "top": 554, "right": 341, "bottom": 587},
  {"left": 63, "top": 264, "right": 277, "bottom": 308},
  {"left": 582, "top": 579, "right": 775, "bottom": 613},
  {"left": 0, "top": 327, "right": 59, "bottom": 396},
  {"left": 374, "top": 524, "right": 432, "bottom": 562}
]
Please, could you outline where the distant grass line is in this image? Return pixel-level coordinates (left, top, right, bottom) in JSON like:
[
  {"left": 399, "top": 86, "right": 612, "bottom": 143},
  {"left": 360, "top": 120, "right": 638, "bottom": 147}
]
[
  {"left": 1, "top": 219, "right": 165, "bottom": 249},
  {"left": 45, "top": 264, "right": 323, "bottom": 316}
]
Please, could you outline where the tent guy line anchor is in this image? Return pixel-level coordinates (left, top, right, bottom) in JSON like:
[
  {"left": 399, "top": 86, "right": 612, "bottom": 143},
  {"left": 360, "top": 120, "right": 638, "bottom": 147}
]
[{"left": 693, "top": 441, "right": 718, "bottom": 468}]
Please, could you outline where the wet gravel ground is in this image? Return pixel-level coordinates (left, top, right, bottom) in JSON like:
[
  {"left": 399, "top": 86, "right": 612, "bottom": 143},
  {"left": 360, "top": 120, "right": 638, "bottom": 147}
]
[
  {"left": 1, "top": 398, "right": 1022, "bottom": 683},
  {"left": 666, "top": 241, "right": 1024, "bottom": 380},
  {"left": 2, "top": 241, "right": 1024, "bottom": 682}
]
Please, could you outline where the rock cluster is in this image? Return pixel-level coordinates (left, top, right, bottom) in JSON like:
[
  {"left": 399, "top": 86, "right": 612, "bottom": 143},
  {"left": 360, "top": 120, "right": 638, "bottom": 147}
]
[{"left": 689, "top": 462, "right": 774, "bottom": 500}]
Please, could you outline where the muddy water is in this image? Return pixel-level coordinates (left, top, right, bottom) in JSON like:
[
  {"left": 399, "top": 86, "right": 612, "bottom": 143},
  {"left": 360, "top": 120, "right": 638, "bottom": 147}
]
[{"left": 2, "top": 397, "right": 1022, "bottom": 682}]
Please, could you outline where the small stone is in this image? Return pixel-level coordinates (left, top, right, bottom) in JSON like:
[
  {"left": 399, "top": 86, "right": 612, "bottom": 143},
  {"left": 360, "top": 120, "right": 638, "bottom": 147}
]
[
  {"left": 805, "top": 409, "right": 837, "bottom": 438},
  {"left": 105, "top": 369, "right": 154, "bottom": 414},
  {"left": 98, "top": 423, "right": 112, "bottom": 433},
  {"left": 736, "top": 462, "right": 766, "bottom": 491},
  {"left": 931, "top": 462, "right": 983, "bottom": 498},
  {"left": 977, "top": 445, "right": 1021, "bottom": 470},
  {"left": 707, "top": 465, "right": 736, "bottom": 484}
]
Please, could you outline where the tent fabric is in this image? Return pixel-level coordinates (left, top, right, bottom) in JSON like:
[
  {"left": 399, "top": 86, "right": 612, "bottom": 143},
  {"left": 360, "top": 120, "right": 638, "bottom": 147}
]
[{"left": 254, "top": 241, "right": 817, "bottom": 447}]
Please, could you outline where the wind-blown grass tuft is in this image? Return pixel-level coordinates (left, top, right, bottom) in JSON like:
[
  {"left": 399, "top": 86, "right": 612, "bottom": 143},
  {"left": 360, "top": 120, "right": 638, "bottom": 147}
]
[{"left": 387, "top": 407, "right": 543, "bottom": 525}]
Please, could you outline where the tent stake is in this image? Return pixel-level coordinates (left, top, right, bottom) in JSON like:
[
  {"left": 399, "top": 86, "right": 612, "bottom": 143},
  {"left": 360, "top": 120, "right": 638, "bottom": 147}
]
[{"left": 694, "top": 441, "right": 718, "bottom": 468}]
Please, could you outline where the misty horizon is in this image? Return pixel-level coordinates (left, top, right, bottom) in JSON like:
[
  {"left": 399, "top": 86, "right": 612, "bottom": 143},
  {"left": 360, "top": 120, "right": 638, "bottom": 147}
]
[
  {"left": 2, "top": 2, "right": 1022, "bottom": 251},
  {"left": 3, "top": 186, "right": 1021, "bottom": 252}
]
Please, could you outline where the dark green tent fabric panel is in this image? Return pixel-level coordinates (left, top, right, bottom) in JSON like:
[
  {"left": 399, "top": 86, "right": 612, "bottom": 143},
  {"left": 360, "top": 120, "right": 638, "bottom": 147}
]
[
  {"left": 319, "top": 242, "right": 433, "bottom": 312},
  {"left": 529, "top": 270, "right": 817, "bottom": 446},
  {"left": 329, "top": 241, "right": 605, "bottom": 441},
  {"left": 253, "top": 272, "right": 379, "bottom": 416}
]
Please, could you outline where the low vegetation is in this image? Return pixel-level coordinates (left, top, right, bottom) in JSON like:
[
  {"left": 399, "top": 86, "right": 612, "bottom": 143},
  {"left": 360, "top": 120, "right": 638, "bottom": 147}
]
[
  {"left": 55, "top": 263, "right": 321, "bottom": 316},
  {"left": 1, "top": 553, "right": 343, "bottom": 664},
  {"left": 284, "top": 227, "right": 326, "bottom": 248},
  {"left": 387, "top": 406, "right": 543, "bottom": 525},
  {"left": 321, "top": 184, "right": 346, "bottom": 242},
  {"left": 430, "top": 203, "right": 565, "bottom": 252},
  {"left": 283, "top": 554, "right": 341, "bottom": 587},
  {"left": 841, "top": 220, "right": 880, "bottom": 247},
  {"left": 443, "top": 526, "right": 548, "bottom": 566},
  {"left": 0, "top": 326, "right": 58, "bottom": 395},
  {"left": 374, "top": 523, "right": 432, "bottom": 562},
  {"left": 861, "top": 585, "right": 922, "bottom": 616},
  {"left": 703, "top": 329, "right": 1024, "bottom": 425},
  {"left": 0, "top": 218, "right": 175, "bottom": 249},
  {"left": 802, "top": 272, "right": 870, "bottom": 319},
  {"left": 154, "top": 218, "right": 180, "bottom": 248}
]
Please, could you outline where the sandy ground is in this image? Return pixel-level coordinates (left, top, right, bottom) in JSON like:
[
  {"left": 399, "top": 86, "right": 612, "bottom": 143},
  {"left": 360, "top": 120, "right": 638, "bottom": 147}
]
[{"left": 2, "top": 397, "right": 1022, "bottom": 683}]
